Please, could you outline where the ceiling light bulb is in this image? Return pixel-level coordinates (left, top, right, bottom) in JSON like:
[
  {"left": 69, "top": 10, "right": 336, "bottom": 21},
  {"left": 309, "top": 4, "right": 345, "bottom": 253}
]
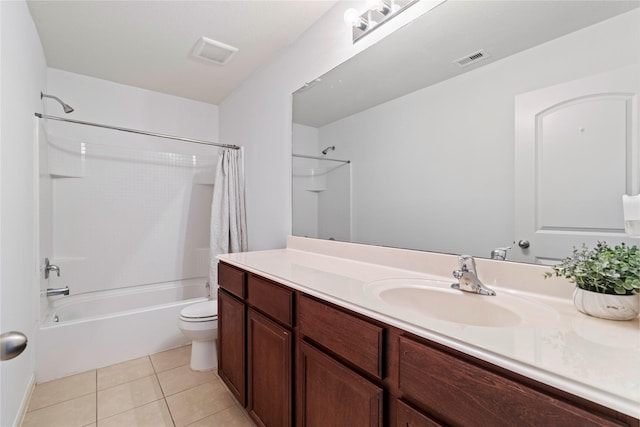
[
  {"left": 343, "top": 8, "right": 360, "bottom": 26},
  {"left": 344, "top": 8, "right": 369, "bottom": 31},
  {"left": 371, "top": 0, "right": 392, "bottom": 15}
]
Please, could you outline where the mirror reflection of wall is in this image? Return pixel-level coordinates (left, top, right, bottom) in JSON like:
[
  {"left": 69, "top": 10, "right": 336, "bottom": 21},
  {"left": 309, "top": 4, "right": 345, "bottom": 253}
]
[{"left": 292, "top": 2, "right": 640, "bottom": 263}]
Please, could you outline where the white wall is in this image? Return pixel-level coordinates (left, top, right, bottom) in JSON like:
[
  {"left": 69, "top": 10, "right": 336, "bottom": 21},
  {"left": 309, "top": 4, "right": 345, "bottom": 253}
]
[
  {"left": 317, "top": 9, "right": 639, "bottom": 256},
  {"left": 220, "top": 0, "right": 448, "bottom": 250},
  {"left": 0, "top": 1, "right": 47, "bottom": 425},
  {"left": 42, "top": 69, "right": 219, "bottom": 296}
]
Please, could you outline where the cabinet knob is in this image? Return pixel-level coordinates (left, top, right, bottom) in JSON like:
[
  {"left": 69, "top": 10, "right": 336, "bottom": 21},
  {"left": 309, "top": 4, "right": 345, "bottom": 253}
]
[{"left": 518, "top": 240, "right": 530, "bottom": 249}]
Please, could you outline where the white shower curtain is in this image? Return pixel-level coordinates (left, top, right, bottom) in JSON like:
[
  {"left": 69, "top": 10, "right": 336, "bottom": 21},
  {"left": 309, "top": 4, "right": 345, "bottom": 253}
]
[{"left": 209, "top": 148, "right": 248, "bottom": 287}]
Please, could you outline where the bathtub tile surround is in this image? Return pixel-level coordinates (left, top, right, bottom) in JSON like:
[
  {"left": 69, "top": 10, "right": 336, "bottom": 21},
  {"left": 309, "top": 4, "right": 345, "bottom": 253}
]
[{"left": 22, "top": 345, "right": 255, "bottom": 427}]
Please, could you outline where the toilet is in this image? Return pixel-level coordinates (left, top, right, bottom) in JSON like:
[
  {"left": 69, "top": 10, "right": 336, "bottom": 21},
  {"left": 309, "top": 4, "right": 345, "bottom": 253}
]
[{"left": 177, "top": 300, "right": 218, "bottom": 371}]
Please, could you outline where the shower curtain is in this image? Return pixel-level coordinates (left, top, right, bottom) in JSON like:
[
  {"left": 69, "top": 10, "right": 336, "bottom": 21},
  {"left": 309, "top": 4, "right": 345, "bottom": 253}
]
[{"left": 209, "top": 148, "right": 248, "bottom": 287}]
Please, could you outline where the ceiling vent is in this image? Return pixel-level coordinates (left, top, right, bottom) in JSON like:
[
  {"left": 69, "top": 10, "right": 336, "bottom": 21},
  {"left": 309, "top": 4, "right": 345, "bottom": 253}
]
[
  {"left": 454, "top": 49, "right": 491, "bottom": 68},
  {"left": 192, "top": 37, "right": 238, "bottom": 66}
]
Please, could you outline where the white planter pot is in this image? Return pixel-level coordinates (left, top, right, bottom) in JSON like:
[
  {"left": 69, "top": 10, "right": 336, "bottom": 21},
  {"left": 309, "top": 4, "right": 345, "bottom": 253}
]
[{"left": 573, "top": 288, "right": 639, "bottom": 321}]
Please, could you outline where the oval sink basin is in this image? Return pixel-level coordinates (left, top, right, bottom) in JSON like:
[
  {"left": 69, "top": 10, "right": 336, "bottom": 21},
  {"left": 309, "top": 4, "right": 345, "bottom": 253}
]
[{"left": 364, "top": 279, "right": 557, "bottom": 328}]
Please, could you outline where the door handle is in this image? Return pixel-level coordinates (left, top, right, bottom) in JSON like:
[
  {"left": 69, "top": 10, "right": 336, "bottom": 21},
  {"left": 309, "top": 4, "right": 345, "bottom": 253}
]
[{"left": 1, "top": 331, "right": 28, "bottom": 361}]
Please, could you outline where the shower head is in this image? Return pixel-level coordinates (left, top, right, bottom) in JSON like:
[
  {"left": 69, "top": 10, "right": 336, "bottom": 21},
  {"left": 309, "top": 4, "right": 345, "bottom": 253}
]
[
  {"left": 41, "top": 92, "right": 74, "bottom": 114},
  {"left": 321, "top": 146, "right": 335, "bottom": 155}
]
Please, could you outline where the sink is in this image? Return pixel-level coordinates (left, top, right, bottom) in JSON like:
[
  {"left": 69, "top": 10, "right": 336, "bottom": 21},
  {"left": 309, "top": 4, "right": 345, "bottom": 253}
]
[{"left": 364, "top": 278, "right": 557, "bottom": 328}]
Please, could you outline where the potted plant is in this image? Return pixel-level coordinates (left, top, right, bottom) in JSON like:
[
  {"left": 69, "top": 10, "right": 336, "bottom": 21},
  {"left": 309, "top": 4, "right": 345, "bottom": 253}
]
[{"left": 545, "top": 242, "right": 640, "bottom": 320}]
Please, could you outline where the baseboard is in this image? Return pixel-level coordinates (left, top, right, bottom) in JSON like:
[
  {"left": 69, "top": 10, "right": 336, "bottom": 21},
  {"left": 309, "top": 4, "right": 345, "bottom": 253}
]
[{"left": 13, "top": 374, "right": 35, "bottom": 427}]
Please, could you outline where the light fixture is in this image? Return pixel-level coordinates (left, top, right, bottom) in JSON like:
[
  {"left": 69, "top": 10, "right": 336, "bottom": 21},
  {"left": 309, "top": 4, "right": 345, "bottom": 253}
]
[
  {"left": 372, "top": 0, "right": 392, "bottom": 16},
  {"left": 344, "top": 8, "right": 369, "bottom": 32},
  {"left": 345, "top": 0, "right": 446, "bottom": 43}
]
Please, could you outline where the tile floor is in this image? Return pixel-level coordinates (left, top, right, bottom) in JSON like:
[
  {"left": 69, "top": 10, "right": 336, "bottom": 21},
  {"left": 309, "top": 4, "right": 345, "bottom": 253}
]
[{"left": 22, "top": 345, "right": 255, "bottom": 427}]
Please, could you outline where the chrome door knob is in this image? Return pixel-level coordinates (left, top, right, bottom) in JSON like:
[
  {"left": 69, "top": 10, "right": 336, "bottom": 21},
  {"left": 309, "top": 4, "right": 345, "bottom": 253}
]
[
  {"left": 518, "top": 240, "right": 530, "bottom": 249},
  {"left": 1, "top": 331, "right": 28, "bottom": 361}
]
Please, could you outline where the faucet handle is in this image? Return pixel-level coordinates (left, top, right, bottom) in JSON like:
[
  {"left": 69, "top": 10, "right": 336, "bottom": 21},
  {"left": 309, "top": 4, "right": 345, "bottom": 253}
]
[
  {"left": 490, "top": 246, "right": 511, "bottom": 261},
  {"left": 44, "top": 258, "right": 61, "bottom": 279},
  {"left": 458, "top": 254, "right": 476, "bottom": 272}
]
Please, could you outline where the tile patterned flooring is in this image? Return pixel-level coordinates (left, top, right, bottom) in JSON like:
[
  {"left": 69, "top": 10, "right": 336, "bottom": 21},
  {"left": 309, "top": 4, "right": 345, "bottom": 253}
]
[{"left": 22, "top": 345, "right": 255, "bottom": 427}]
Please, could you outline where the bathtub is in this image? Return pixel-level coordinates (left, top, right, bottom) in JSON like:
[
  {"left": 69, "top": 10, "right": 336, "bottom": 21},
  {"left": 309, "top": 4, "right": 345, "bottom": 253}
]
[{"left": 36, "top": 278, "right": 210, "bottom": 382}]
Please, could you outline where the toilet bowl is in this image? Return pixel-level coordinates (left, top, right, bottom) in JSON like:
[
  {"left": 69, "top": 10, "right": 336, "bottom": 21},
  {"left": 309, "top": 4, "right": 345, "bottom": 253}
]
[{"left": 177, "top": 300, "right": 218, "bottom": 371}]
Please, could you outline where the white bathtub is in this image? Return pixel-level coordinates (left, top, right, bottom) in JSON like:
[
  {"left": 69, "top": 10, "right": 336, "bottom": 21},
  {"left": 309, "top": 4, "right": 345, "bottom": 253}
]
[{"left": 36, "top": 278, "right": 210, "bottom": 382}]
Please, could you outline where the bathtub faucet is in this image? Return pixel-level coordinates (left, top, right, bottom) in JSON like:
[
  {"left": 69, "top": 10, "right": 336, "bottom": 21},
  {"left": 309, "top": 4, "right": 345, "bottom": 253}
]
[
  {"left": 44, "top": 258, "right": 61, "bottom": 279},
  {"left": 46, "top": 286, "right": 69, "bottom": 297}
]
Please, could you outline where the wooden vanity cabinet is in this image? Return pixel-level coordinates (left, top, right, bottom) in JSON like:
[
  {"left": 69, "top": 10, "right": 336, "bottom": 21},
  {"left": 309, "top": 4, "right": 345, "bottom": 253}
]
[
  {"left": 297, "top": 340, "right": 383, "bottom": 427},
  {"left": 217, "top": 262, "right": 247, "bottom": 406},
  {"left": 297, "top": 295, "right": 385, "bottom": 426},
  {"left": 217, "top": 263, "right": 639, "bottom": 427},
  {"left": 246, "top": 274, "right": 294, "bottom": 427},
  {"left": 398, "top": 335, "right": 635, "bottom": 427},
  {"left": 396, "top": 400, "right": 443, "bottom": 427}
]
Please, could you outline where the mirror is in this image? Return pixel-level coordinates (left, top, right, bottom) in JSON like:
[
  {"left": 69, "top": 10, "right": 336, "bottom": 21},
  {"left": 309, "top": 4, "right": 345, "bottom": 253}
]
[{"left": 292, "top": 0, "right": 640, "bottom": 263}]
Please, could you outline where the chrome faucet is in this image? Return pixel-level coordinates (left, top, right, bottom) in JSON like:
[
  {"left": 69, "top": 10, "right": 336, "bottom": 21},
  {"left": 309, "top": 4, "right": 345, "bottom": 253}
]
[
  {"left": 490, "top": 246, "right": 511, "bottom": 261},
  {"left": 44, "top": 258, "right": 60, "bottom": 279},
  {"left": 452, "top": 255, "right": 496, "bottom": 296},
  {"left": 46, "top": 286, "right": 69, "bottom": 296}
]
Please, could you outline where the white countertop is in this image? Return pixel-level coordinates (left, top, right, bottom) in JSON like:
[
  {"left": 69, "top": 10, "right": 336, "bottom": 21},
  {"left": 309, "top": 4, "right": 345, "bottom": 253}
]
[{"left": 218, "top": 237, "right": 640, "bottom": 419}]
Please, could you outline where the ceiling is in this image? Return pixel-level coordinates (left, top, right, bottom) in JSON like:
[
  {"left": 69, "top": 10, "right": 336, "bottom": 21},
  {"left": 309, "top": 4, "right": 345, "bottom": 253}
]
[{"left": 27, "top": 0, "right": 338, "bottom": 105}]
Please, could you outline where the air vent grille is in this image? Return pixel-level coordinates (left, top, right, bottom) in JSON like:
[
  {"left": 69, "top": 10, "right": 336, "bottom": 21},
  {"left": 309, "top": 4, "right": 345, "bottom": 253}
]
[
  {"left": 454, "top": 49, "right": 491, "bottom": 68},
  {"left": 192, "top": 37, "right": 238, "bottom": 66}
]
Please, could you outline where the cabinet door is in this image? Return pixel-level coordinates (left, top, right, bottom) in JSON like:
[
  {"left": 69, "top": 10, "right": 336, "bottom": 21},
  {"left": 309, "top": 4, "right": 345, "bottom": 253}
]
[
  {"left": 297, "top": 340, "right": 383, "bottom": 427},
  {"left": 218, "top": 289, "right": 246, "bottom": 406},
  {"left": 247, "top": 309, "right": 292, "bottom": 427},
  {"left": 397, "top": 400, "right": 443, "bottom": 427}
]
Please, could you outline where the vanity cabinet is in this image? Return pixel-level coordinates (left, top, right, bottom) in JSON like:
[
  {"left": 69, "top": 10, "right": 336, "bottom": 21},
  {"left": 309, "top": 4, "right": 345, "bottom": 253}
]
[
  {"left": 217, "top": 262, "right": 639, "bottom": 427},
  {"left": 396, "top": 400, "right": 443, "bottom": 427},
  {"left": 297, "top": 295, "right": 385, "bottom": 426},
  {"left": 246, "top": 274, "right": 294, "bottom": 427},
  {"left": 398, "top": 335, "right": 628, "bottom": 427},
  {"left": 298, "top": 340, "right": 383, "bottom": 427},
  {"left": 218, "top": 264, "right": 295, "bottom": 427},
  {"left": 217, "top": 263, "right": 247, "bottom": 405}
]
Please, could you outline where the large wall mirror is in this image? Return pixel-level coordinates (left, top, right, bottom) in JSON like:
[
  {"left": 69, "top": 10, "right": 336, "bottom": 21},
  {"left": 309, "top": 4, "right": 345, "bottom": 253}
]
[{"left": 292, "top": 0, "right": 640, "bottom": 264}]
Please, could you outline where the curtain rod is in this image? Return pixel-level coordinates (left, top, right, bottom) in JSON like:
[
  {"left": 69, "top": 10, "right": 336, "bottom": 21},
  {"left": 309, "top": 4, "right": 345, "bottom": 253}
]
[
  {"left": 34, "top": 113, "right": 240, "bottom": 150},
  {"left": 292, "top": 153, "right": 350, "bottom": 164}
]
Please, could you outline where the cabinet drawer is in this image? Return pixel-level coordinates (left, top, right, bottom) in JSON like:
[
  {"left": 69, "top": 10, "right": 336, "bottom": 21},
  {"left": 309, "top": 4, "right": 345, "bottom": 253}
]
[
  {"left": 247, "top": 274, "right": 294, "bottom": 327},
  {"left": 396, "top": 400, "right": 443, "bottom": 427},
  {"left": 398, "top": 336, "right": 625, "bottom": 427},
  {"left": 218, "top": 262, "right": 246, "bottom": 299},
  {"left": 299, "top": 295, "right": 384, "bottom": 379}
]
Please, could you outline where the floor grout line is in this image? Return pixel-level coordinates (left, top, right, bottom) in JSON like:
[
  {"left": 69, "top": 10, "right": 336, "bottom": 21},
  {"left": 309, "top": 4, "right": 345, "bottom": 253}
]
[{"left": 24, "top": 346, "right": 250, "bottom": 427}]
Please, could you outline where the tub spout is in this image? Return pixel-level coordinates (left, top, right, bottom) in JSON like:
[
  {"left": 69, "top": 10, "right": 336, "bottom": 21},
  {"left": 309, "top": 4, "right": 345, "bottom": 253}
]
[{"left": 46, "top": 286, "right": 69, "bottom": 296}]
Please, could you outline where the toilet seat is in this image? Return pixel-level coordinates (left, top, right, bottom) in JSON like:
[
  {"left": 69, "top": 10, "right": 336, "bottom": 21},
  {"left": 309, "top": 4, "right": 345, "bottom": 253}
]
[{"left": 179, "top": 300, "right": 217, "bottom": 322}]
